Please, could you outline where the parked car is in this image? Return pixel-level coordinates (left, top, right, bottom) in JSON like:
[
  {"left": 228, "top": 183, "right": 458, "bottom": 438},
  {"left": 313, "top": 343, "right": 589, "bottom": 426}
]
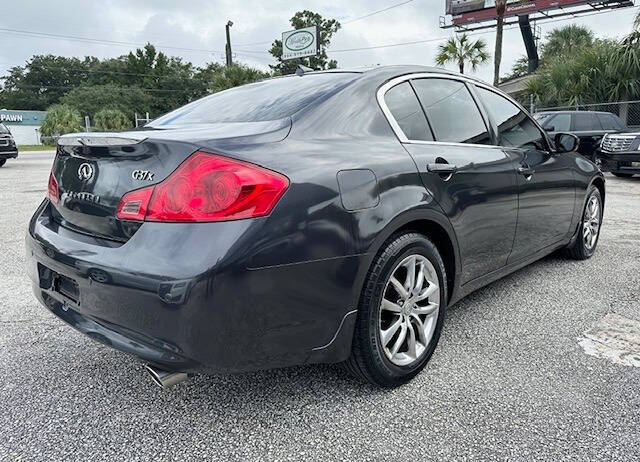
[
  {"left": 26, "top": 66, "right": 604, "bottom": 388},
  {"left": 0, "top": 123, "right": 18, "bottom": 167},
  {"left": 534, "top": 110, "right": 625, "bottom": 161},
  {"left": 596, "top": 131, "right": 640, "bottom": 177}
]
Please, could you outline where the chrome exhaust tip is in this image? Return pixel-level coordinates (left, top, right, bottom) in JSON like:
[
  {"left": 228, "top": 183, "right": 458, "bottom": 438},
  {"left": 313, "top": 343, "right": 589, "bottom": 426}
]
[{"left": 144, "top": 364, "right": 189, "bottom": 388}]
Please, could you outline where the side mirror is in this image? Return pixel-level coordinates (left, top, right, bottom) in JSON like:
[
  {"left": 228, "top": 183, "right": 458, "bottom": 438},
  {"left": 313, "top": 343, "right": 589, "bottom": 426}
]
[
  {"left": 554, "top": 132, "right": 579, "bottom": 153},
  {"left": 544, "top": 125, "right": 555, "bottom": 132}
]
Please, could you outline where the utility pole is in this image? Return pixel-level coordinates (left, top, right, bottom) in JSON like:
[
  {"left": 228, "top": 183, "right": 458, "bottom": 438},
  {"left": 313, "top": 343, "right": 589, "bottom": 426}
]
[{"left": 225, "top": 21, "right": 233, "bottom": 67}]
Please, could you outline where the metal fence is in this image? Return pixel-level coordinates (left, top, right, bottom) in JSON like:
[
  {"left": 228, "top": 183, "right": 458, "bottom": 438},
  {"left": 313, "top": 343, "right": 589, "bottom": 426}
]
[{"left": 532, "top": 100, "right": 640, "bottom": 128}]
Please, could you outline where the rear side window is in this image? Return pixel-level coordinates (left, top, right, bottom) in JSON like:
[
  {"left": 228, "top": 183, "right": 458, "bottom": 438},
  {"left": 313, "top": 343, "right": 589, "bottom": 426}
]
[
  {"left": 573, "top": 113, "right": 600, "bottom": 131},
  {"left": 411, "top": 78, "right": 490, "bottom": 145},
  {"left": 149, "top": 73, "right": 359, "bottom": 125},
  {"left": 597, "top": 113, "right": 624, "bottom": 130},
  {"left": 384, "top": 82, "right": 433, "bottom": 141},
  {"left": 548, "top": 113, "right": 571, "bottom": 132},
  {"left": 475, "top": 87, "right": 546, "bottom": 150}
]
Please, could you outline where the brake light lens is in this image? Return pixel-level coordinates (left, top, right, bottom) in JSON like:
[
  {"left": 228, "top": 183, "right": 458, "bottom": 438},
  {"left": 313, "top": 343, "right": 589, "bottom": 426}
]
[
  {"left": 116, "top": 152, "right": 289, "bottom": 223},
  {"left": 48, "top": 171, "right": 59, "bottom": 204}
]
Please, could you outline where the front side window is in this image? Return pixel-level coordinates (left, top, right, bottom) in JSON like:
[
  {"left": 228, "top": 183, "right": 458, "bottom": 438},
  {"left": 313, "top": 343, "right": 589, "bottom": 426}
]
[
  {"left": 411, "top": 78, "right": 490, "bottom": 145},
  {"left": 384, "top": 82, "right": 432, "bottom": 141},
  {"left": 476, "top": 86, "right": 546, "bottom": 150},
  {"left": 545, "top": 113, "right": 571, "bottom": 132}
]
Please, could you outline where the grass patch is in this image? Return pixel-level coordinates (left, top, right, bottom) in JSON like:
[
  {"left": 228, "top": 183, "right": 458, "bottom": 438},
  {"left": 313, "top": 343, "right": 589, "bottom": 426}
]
[{"left": 18, "top": 145, "right": 56, "bottom": 152}]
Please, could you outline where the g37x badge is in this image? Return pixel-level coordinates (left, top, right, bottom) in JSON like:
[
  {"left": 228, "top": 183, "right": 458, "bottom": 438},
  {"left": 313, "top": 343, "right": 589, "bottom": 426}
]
[{"left": 132, "top": 170, "right": 155, "bottom": 181}]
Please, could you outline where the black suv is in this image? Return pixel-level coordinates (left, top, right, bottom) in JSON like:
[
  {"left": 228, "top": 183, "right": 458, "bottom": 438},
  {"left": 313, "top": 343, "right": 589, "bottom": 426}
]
[
  {"left": 534, "top": 110, "right": 625, "bottom": 161},
  {"left": 0, "top": 123, "right": 18, "bottom": 167},
  {"left": 596, "top": 131, "right": 640, "bottom": 177}
]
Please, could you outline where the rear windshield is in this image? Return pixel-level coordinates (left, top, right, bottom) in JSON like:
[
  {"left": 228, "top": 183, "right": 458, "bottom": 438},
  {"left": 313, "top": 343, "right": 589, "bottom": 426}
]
[{"left": 149, "top": 73, "right": 359, "bottom": 126}]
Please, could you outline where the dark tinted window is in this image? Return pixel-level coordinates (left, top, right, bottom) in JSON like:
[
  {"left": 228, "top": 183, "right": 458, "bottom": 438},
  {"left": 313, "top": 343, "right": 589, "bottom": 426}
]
[
  {"left": 476, "top": 87, "right": 546, "bottom": 150},
  {"left": 573, "top": 112, "right": 599, "bottom": 131},
  {"left": 597, "top": 113, "right": 624, "bottom": 130},
  {"left": 149, "top": 73, "right": 359, "bottom": 125},
  {"left": 411, "top": 79, "right": 490, "bottom": 144},
  {"left": 548, "top": 113, "right": 571, "bottom": 132},
  {"left": 384, "top": 82, "right": 432, "bottom": 141}
]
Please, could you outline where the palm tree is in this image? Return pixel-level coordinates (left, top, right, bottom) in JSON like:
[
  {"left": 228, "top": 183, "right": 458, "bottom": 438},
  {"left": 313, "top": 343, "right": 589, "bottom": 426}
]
[
  {"left": 435, "top": 34, "right": 490, "bottom": 75},
  {"left": 493, "top": 0, "right": 507, "bottom": 86},
  {"left": 541, "top": 25, "right": 594, "bottom": 60}
]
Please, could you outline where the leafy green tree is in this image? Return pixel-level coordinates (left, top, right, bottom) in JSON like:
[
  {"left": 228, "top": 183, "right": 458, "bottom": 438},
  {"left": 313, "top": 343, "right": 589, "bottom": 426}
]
[
  {"left": 541, "top": 25, "right": 594, "bottom": 60},
  {"left": 195, "top": 63, "right": 269, "bottom": 93},
  {"left": 60, "top": 84, "right": 152, "bottom": 120},
  {"left": 0, "top": 55, "right": 92, "bottom": 110},
  {"left": 40, "top": 104, "right": 83, "bottom": 138},
  {"left": 501, "top": 55, "right": 530, "bottom": 81},
  {"left": 0, "top": 44, "right": 267, "bottom": 117},
  {"left": 94, "top": 108, "right": 132, "bottom": 131},
  {"left": 435, "top": 34, "right": 490, "bottom": 74},
  {"left": 525, "top": 39, "right": 636, "bottom": 107},
  {"left": 268, "top": 10, "right": 340, "bottom": 74}
]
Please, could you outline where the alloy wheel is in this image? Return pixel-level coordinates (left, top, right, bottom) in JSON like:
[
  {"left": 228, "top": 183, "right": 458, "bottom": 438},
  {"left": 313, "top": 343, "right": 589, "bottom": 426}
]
[
  {"left": 379, "top": 254, "right": 440, "bottom": 366},
  {"left": 583, "top": 195, "right": 601, "bottom": 250}
]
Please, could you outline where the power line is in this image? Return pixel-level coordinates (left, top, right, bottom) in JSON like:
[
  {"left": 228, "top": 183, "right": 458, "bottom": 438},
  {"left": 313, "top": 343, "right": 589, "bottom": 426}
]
[
  {"left": 0, "top": 27, "right": 225, "bottom": 55},
  {"left": 326, "top": 5, "right": 640, "bottom": 54},
  {"left": 234, "top": 0, "right": 415, "bottom": 47},
  {"left": 0, "top": 3, "right": 636, "bottom": 66},
  {"left": 342, "top": 0, "right": 414, "bottom": 25}
]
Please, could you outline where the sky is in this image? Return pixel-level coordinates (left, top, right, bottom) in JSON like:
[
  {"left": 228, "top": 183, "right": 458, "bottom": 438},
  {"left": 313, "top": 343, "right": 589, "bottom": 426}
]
[{"left": 1, "top": 0, "right": 639, "bottom": 87}]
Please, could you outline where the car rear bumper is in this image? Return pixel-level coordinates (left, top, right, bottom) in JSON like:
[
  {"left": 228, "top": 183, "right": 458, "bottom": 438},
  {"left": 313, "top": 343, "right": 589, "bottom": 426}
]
[
  {"left": 26, "top": 200, "right": 361, "bottom": 373},
  {"left": 597, "top": 150, "right": 640, "bottom": 173}
]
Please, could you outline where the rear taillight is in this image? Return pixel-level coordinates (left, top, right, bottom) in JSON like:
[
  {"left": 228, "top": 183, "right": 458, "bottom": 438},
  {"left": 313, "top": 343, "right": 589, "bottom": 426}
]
[
  {"left": 116, "top": 151, "right": 289, "bottom": 223},
  {"left": 48, "top": 171, "right": 59, "bottom": 204}
]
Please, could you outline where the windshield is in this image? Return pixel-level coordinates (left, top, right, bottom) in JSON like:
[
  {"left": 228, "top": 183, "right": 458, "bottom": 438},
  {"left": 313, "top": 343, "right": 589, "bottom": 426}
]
[
  {"left": 149, "top": 72, "right": 359, "bottom": 126},
  {"left": 533, "top": 113, "right": 551, "bottom": 124},
  {"left": 0, "top": 124, "right": 9, "bottom": 134}
]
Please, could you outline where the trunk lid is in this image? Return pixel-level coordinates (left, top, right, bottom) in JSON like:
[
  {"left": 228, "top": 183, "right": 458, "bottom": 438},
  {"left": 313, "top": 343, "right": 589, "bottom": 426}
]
[{"left": 50, "top": 119, "right": 291, "bottom": 241}]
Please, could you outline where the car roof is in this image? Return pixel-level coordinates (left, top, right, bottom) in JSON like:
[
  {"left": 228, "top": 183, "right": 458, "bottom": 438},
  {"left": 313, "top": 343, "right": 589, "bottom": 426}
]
[
  {"left": 536, "top": 110, "right": 617, "bottom": 115},
  {"left": 308, "top": 65, "right": 489, "bottom": 85}
]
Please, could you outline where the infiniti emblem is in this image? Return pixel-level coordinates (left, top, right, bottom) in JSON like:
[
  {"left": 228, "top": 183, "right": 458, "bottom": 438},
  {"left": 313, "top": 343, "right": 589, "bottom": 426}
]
[{"left": 78, "top": 163, "right": 94, "bottom": 181}]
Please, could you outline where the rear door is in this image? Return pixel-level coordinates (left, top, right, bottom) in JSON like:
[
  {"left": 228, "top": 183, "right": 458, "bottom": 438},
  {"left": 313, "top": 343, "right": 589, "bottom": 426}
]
[
  {"left": 381, "top": 76, "right": 519, "bottom": 284},
  {"left": 473, "top": 86, "right": 576, "bottom": 262}
]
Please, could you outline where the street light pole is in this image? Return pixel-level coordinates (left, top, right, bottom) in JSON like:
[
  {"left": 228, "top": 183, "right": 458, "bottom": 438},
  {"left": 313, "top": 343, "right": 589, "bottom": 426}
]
[{"left": 225, "top": 21, "right": 233, "bottom": 67}]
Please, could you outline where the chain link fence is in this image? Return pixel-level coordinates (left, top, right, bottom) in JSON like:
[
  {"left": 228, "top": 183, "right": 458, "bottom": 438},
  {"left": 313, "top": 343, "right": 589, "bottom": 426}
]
[{"left": 532, "top": 100, "right": 640, "bottom": 128}]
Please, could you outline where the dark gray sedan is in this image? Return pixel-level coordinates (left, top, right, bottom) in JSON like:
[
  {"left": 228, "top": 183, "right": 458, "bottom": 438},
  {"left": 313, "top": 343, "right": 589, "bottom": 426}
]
[{"left": 26, "top": 66, "right": 604, "bottom": 388}]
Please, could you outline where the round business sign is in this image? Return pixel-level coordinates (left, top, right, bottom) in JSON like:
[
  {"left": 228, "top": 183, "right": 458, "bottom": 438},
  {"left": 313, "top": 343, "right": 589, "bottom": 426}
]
[{"left": 285, "top": 30, "right": 314, "bottom": 51}]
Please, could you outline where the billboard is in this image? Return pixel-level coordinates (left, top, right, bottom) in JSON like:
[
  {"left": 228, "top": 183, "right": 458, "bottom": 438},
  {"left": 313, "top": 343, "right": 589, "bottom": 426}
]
[
  {"left": 281, "top": 26, "right": 320, "bottom": 61},
  {"left": 447, "top": 0, "right": 593, "bottom": 25}
]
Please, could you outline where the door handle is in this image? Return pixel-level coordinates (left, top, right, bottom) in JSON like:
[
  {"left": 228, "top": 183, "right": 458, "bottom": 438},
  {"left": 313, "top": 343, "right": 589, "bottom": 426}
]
[
  {"left": 517, "top": 166, "right": 535, "bottom": 177},
  {"left": 427, "top": 163, "right": 457, "bottom": 174}
]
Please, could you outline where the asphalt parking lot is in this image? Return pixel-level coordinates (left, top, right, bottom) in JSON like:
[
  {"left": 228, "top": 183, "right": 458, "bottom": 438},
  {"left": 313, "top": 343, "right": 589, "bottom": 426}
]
[{"left": 1, "top": 152, "right": 639, "bottom": 461}]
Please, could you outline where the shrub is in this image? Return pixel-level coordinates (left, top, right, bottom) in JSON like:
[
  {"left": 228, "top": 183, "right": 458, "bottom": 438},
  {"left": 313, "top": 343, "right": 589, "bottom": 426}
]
[
  {"left": 40, "top": 104, "right": 83, "bottom": 138},
  {"left": 94, "top": 108, "right": 132, "bottom": 131}
]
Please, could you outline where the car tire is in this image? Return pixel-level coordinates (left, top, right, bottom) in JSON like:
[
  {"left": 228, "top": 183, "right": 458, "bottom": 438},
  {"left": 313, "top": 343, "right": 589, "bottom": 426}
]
[
  {"left": 0, "top": 159, "right": 6, "bottom": 168},
  {"left": 612, "top": 172, "right": 634, "bottom": 178},
  {"left": 564, "top": 185, "right": 602, "bottom": 260},
  {"left": 344, "top": 232, "right": 447, "bottom": 388}
]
